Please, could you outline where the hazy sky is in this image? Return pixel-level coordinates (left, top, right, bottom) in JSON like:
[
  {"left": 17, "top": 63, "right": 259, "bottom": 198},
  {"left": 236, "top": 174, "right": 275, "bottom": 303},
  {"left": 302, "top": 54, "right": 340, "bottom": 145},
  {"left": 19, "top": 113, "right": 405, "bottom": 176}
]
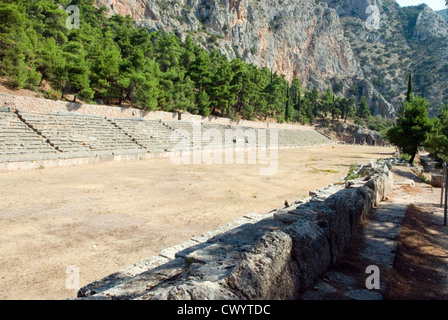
[{"left": 395, "top": 0, "right": 447, "bottom": 11}]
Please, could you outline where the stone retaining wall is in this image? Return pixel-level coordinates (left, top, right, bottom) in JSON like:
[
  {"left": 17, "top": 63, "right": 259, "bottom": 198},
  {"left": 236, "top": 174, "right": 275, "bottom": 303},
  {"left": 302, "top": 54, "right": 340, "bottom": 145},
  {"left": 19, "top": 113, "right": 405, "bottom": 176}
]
[
  {"left": 77, "top": 161, "right": 394, "bottom": 300},
  {"left": 0, "top": 93, "right": 312, "bottom": 130}
]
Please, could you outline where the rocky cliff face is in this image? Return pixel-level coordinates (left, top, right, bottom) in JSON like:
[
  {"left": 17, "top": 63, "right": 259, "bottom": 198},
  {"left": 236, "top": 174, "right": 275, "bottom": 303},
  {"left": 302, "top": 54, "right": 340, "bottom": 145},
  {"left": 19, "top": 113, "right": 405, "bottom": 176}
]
[
  {"left": 326, "top": 0, "right": 448, "bottom": 116},
  {"left": 94, "top": 0, "right": 447, "bottom": 118},
  {"left": 96, "top": 0, "right": 362, "bottom": 85},
  {"left": 414, "top": 5, "right": 448, "bottom": 41}
]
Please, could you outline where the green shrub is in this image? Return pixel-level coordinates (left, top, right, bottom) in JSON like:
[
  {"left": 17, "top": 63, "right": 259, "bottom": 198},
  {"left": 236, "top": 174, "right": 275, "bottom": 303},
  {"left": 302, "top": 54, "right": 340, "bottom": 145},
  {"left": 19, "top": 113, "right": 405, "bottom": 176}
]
[{"left": 345, "top": 163, "right": 361, "bottom": 181}]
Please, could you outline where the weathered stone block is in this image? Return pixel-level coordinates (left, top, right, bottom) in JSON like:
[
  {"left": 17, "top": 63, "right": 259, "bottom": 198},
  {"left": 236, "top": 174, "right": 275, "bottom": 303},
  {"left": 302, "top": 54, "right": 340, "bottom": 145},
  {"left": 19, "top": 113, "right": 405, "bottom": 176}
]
[
  {"left": 285, "top": 219, "right": 331, "bottom": 292},
  {"left": 144, "top": 280, "right": 239, "bottom": 300},
  {"left": 225, "top": 230, "right": 298, "bottom": 300},
  {"left": 431, "top": 173, "right": 443, "bottom": 188},
  {"left": 83, "top": 257, "right": 187, "bottom": 300},
  {"left": 318, "top": 190, "right": 353, "bottom": 264}
]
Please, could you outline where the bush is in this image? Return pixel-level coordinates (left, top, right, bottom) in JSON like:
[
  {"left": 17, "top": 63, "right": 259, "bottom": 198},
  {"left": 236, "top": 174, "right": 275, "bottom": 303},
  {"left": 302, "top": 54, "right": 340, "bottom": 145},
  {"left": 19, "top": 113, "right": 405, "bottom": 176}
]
[{"left": 345, "top": 163, "right": 361, "bottom": 181}]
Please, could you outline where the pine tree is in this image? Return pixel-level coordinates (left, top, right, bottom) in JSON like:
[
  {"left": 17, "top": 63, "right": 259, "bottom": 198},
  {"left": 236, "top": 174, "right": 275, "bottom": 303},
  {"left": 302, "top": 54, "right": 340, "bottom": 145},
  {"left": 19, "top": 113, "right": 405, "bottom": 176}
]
[
  {"left": 308, "top": 87, "right": 320, "bottom": 118},
  {"left": 208, "top": 52, "right": 238, "bottom": 118},
  {"left": 285, "top": 84, "right": 292, "bottom": 122},
  {"left": 357, "top": 96, "right": 371, "bottom": 119},
  {"left": 406, "top": 73, "right": 413, "bottom": 103},
  {"left": 197, "top": 90, "right": 211, "bottom": 117},
  {"left": 321, "top": 87, "right": 334, "bottom": 119},
  {"left": 90, "top": 39, "right": 123, "bottom": 103},
  {"left": 387, "top": 95, "right": 433, "bottom": 165},
  {"left": 62, "top": 41, "right": 94, "bottom": 102}
]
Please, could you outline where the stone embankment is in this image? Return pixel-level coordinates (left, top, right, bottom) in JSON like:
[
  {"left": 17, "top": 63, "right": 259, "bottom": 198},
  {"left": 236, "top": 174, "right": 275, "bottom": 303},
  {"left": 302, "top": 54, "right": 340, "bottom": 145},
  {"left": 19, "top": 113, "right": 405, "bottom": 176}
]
[{"left": 77, "top": 161, "right": 393, "bottom": 300}]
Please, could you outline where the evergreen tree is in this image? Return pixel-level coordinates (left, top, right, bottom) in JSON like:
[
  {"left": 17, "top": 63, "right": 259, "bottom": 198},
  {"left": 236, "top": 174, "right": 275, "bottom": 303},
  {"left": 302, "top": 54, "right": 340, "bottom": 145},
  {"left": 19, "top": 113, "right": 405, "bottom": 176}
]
[
  {"left": 90, "top": 39, "right": 122, "bottom": 103},
  {"left": 321, "top": 87, "right": 334, "bottom": 119},
  {"left": 285, "top": 84, "right": 293, "bottom": 122},
  {"left": 290, "top": 79, "right": 301, "bottom": 111},
  {"left": 425, "top": 104, "right": 448, "bottom": 162},
  {"left": 264, "top": 73, "right": 288, "bottom": 122},
  {"left": 308, "top": 87, "right": 320, "bottom": 118},
  {"left": 406, "top": 73, "right": 413, "bottom": 103},
  {"left": 197, "top": 90, "right": 211, "bottom": 117},
  {"left": 208, "top": 52, "right": 238, "bottom": 118},
  {"left": 63, "top": 42, "right": 94, "bottom": 101},
  {"left": 387, "top": 95, "right": 433, "bottom": 165},
  {"left": 357, "top": 96, "right": 371, "bottom": 119}
]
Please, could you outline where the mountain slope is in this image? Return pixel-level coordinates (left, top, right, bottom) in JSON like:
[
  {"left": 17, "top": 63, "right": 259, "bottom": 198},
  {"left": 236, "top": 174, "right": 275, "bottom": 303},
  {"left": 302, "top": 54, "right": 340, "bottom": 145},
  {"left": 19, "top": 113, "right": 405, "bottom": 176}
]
[
  {"left": 95, "top": 0, "right": 447, "bottom": 118},
  {"left": 325, "top": 0, "right": 448, "bottom": 116},
  {"left": 95, "top": 0, "right": 396, "bottom": 118}
]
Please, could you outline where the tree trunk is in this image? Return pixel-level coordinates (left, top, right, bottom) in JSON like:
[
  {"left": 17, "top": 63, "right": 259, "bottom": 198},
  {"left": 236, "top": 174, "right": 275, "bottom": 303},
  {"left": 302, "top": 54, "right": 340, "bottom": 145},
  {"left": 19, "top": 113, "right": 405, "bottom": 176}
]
[{"left": 409, "top": 152, "right": 416, "bottom": 166}]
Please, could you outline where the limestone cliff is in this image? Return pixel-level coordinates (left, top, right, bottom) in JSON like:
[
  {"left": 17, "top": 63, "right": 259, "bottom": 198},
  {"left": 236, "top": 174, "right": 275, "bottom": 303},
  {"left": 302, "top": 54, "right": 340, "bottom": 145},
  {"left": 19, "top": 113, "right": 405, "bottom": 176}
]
[
  {"left": 94, "top": 0, "right": 447, "bottom": 118},
  {"left": 96, "top": 0, "right": 362, "bottom": 85},
  {"left": 326, "top": 0, "right": 448, "bottom": 116}
]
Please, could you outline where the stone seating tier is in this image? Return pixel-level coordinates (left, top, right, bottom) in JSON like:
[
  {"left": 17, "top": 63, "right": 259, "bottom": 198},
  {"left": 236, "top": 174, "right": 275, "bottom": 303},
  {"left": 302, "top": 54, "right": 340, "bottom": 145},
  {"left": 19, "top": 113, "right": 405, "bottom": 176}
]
[{"left": 0, "top": 109, "right": 333, "bottom": 164}]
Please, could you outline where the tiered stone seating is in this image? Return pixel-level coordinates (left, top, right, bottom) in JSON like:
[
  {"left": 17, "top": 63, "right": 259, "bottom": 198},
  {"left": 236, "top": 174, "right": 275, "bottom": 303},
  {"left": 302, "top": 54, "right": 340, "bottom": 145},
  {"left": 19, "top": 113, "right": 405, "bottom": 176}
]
[
  {"left": 0, "top": 107, "right": 333, "bottom": 166},
  {"left": 0, "top": 108, "right": 57, "bottom": 162},
  {"left": 200, "top": 123, "right": 233, "bottom": 149},
  {"left": 109, "top": 118, "right": 190, "bottom": 153},
  {"left": 277, "top": 129, "right": 331, "bottom": 147},
  {"left": 18, "top": 111, "right": 145, "bottom": 156},
  {"left": 255, "top": 128, "right": 273, "bottom": 148},
  {"left": 162, "top": 121, "right": 202, "bottom": 150}
]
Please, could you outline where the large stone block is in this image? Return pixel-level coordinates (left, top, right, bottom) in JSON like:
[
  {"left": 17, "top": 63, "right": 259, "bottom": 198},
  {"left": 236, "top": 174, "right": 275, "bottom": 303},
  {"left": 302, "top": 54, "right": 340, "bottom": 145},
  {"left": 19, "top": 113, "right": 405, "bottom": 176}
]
[
  {"left": 318, "top": 189, "right": 354, "bottom": 264},
  {"left": 77, "top": 255, "right": 170, "bottom": 298},
  {"left": 364, "top": 168, "right": 394, "bottom": 206},
  {"left": 284, "top": 219, "right": 331, "bottom": 292},
  {"left": 431, "top": 173, "right": 443, "bottom": 188},
  {"left": 225, "top": 230, "right": 298, "bottom": 300},
  {"left": 83, "top": 258, "right": 187, "bottom": 300}
]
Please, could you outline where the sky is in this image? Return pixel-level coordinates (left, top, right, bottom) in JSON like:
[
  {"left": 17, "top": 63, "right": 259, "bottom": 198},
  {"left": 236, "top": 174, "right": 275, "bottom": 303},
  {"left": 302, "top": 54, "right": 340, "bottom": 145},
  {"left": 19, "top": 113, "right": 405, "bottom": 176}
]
[{"left": 395, "top": 0, "right": 447, "bottom": 11}]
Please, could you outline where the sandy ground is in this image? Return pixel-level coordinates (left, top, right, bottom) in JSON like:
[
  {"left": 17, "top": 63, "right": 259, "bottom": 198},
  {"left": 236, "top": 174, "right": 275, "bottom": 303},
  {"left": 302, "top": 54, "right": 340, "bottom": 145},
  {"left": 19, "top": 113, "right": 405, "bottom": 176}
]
[
  {"left": 0, "top": 144, "right": 395, "bottom": 300},
  {"left": 385, "top": 166, "right": 448, "bottom": 299}
]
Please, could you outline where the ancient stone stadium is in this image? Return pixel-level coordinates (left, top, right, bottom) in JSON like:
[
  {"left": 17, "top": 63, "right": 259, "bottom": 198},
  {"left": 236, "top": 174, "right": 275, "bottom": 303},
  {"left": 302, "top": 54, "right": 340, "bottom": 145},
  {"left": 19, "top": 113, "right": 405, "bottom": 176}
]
[{"left": 1, "top": 93, "right": 445, "bottom": 302}]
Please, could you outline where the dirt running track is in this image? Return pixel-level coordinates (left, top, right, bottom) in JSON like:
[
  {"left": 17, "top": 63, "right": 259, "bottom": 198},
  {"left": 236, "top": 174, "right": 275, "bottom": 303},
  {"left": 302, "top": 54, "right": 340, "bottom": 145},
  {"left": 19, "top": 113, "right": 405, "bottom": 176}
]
[{"left": 0, "top": 145, "right": 395, "bottom": 300}]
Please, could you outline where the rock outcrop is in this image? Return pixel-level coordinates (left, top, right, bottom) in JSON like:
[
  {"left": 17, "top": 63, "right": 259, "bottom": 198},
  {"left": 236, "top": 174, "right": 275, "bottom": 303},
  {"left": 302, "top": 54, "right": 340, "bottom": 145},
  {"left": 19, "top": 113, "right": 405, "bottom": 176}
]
[
  {"left": 414, "top": 5, "right": 448, "bottom": 41},
  {"left": 321, "top": 122, "right": 387, "bottom": 146}
]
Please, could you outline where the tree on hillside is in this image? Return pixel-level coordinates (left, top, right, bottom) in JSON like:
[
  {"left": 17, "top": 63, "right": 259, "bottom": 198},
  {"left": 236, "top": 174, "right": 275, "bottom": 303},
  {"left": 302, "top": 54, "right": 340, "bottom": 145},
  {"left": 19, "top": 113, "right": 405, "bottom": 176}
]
[
  {"left": 387, "top": 94, "right": 433, "bottom": 165},
  {"left": 264, "top": 72, "right": 288, "bottom": 122},
  {"left": 340, "top": 96, "right": 357, "bottom": 123},
  {"left": 357, "top": 96, "right": 371, "bottom": 119},
  {"left": 406, "top": 73, "right": 413, "bottom": 103},
  {"left": 308, "top": 87, "right": 320, "bottom": 118},
  {"left": 321, "top": 87, "right": 334, "bottom": 119},
  {"left": 285, "top": 83, "right": 292, "bottom": 122}
]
